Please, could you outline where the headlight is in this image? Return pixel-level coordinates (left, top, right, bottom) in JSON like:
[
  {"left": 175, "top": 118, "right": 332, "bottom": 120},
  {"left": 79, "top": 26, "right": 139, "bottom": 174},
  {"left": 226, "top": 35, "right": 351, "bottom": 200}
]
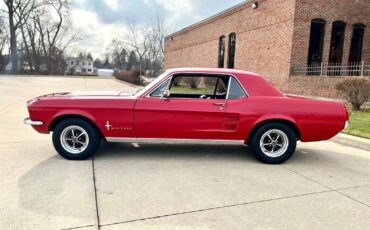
[{"left": 344, "top": 121, "right": 349, "bottom": 129}]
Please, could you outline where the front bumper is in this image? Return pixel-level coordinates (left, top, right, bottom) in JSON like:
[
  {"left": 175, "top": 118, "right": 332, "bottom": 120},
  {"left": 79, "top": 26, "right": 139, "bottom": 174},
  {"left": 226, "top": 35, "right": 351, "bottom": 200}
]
[{"left": 24, "top": 117, "right": 43, "bottom": 126}]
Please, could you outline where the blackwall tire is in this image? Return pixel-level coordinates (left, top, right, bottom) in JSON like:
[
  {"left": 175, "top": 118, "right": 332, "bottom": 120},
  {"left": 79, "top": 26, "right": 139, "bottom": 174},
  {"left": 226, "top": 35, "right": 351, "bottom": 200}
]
[
  {"left": 52, "top": 118, "right": 101, "bottom": 160},
  {"left": 250, "top": 122, "right": 297, "bottom": 164}
]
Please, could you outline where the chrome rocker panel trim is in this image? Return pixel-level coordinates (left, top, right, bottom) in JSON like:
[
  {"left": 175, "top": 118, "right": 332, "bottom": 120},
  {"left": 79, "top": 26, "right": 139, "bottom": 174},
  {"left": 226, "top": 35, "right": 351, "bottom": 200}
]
[
  {"left": 24, "top": 117, "right": 44, "bottom": 126},
  {"left": 106, "top": 137, "right": 245, "bottom": 145}
]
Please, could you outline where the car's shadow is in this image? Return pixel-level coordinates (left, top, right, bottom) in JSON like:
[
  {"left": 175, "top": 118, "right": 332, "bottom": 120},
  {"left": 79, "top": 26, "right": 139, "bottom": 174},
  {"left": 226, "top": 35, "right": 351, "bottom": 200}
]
[
  {"left": 17, "top": 155, "right": 95, "bottom": 222},
  {"left": 95, "top": 142, "right": 257, "bottom": 161},
  {"left": 16, "top": 143, "right": 257, "bottom": 220},
  {"left": 18, "top": 142, "right": 356, "bottom": 220}
]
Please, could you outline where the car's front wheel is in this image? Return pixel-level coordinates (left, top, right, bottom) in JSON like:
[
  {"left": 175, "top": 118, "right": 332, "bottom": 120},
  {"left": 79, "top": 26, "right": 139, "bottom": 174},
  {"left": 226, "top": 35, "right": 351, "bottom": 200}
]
[
  {"left": 52, "top": 118, "right": 101, "bottom": 160},
  {"left": 249, "top": 122, "right": 297, "bottom": 164}
]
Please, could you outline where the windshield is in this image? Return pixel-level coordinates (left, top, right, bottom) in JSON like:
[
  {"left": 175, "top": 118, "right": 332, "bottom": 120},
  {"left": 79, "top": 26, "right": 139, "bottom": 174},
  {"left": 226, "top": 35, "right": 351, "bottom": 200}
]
[{"left": 130, "top": 72, "right": 168, "bottom": 96}]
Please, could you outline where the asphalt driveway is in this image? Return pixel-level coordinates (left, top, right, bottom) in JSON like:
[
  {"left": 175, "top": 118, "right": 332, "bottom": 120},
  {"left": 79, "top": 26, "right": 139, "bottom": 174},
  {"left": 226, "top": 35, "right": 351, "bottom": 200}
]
[{"left": 0, "top": 76, "right": 369, "bottom": 230}]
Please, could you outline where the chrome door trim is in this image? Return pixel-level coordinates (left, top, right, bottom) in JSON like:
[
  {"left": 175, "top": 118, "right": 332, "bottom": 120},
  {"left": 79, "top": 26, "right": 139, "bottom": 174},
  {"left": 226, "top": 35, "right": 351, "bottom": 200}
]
[
  {"left": 226, "top": 76, "right": 232, "bottom": 99},
  {"left": 106, "top": 137, "right": 245, "bottom": 145}
]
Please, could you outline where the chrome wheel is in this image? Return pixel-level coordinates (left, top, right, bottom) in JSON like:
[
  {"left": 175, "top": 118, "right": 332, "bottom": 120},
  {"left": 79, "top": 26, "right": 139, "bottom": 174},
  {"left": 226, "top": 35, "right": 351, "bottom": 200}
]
[
  {"left": 60, "top": 125, "right": 90, "bottom": 154},
  {"left": 259, "top": 129, "right": 289, "bottom": 158}
]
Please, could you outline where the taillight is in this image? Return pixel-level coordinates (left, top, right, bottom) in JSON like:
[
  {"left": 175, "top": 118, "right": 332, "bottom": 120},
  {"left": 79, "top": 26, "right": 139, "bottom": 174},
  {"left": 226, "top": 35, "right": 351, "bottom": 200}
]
[
  {"left": 344, "top": 103, "right": 350, "bottom": 112},
  {"left": 342, "top": 103, "right": 349, "bottom": 120}
]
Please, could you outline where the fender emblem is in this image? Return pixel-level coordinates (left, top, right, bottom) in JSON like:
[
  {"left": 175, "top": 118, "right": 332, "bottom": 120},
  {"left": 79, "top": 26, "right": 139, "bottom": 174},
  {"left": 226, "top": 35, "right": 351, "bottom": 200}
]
[{"left": 105, "top": 121, "right": 112, "bottom": 131}]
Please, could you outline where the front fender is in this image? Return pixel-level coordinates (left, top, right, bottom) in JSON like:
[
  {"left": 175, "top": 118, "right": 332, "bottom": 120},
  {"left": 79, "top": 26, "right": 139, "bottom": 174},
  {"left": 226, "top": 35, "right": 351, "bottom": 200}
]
[
  {"left": 48, "top": 109, "right": 102, "bottom": 133},
  {"left": 52, "top": 110, "right": 97, "bottom": 124}
]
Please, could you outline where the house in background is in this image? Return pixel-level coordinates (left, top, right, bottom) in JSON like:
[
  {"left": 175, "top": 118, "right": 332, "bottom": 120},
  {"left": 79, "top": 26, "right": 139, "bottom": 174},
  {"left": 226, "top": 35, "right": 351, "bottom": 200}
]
[
  {"left": 66, "top": 53, "right": 96, "bottom": 76},
  {"left": 164, "top": 0, "right": 370, "bottom": 98}
]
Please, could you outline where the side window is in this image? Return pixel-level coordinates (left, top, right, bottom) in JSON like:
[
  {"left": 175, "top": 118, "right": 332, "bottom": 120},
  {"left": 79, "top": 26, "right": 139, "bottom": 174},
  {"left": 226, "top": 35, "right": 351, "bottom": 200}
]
[
  {"left": 150, "top": 79, "right": 170, "bottom": 97},
  {"left": 215, "top": 77, "right": 228, "bottom": 96},
  {"left": 227, "top": 77, "right": 246, "bottom": 99},
  {"left": 170, "top": 76, "right": 217, "bottom": 95}
]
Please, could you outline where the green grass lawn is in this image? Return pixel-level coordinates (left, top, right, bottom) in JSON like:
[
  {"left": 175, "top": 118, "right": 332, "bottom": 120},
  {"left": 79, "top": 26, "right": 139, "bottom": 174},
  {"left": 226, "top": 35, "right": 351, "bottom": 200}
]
[{"left": 342, "top": 110, "right": 370, "bottom": 139}]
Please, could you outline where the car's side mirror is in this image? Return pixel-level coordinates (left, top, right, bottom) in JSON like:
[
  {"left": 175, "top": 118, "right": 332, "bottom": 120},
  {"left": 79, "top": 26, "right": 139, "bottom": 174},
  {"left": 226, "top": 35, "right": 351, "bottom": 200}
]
[{"left": 162, "top": 89, "right": 170, "bottom": 98}]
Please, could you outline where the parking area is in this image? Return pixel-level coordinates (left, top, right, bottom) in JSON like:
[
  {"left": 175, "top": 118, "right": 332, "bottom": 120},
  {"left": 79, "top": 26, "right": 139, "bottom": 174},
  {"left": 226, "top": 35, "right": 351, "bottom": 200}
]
[{"left": 0, "top": 76, "right": 370, "bottom": 230}]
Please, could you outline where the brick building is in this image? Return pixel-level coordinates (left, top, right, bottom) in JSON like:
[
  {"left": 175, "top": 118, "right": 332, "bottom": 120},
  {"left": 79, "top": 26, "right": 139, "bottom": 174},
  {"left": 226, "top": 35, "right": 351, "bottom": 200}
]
[{"left": 164, "top": 0, "right": 370, "bottom": 98}]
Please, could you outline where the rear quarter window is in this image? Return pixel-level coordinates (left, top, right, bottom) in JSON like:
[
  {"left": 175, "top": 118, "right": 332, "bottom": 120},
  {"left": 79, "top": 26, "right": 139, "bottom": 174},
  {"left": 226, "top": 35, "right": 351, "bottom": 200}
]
[{"left": 227, "top": 77, "right": 247, "bottom": 99}]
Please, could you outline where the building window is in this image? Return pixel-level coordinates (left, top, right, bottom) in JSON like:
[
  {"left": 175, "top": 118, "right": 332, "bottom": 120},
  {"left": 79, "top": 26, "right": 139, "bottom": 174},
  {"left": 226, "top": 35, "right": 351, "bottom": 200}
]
[
  {"left": 228, "top": 33, "right": 236, "bottom": 69},
  {"left": 218, "top": 36, "right": 226, "bottom": 68},
  {"left": 349, "top": 23, "right": 365, "bottom": 64},
  {"left": 307, "top": 19, "right": 326, "bottom": 67},
  {"left": 329, "top": 21, "right": 346, "bottom": 64}
]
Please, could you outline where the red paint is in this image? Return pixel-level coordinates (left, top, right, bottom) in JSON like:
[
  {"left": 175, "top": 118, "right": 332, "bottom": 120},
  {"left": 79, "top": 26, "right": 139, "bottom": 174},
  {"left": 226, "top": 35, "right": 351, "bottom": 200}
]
[{"left": 26, "top": 68, "right": 348, "bottom": 142}]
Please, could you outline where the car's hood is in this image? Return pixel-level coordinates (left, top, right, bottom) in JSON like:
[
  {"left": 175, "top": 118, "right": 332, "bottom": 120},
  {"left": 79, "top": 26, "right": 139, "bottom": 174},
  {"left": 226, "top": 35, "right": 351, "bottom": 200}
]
[
  {"left": 27, "top": 91, "right": 136, "bottom": 107},
  {"left": 38, "top": 91, "right": 133, "bottom": 98},
  {"left": 68, "top": 91, "right": 132, "bottom": 97}
]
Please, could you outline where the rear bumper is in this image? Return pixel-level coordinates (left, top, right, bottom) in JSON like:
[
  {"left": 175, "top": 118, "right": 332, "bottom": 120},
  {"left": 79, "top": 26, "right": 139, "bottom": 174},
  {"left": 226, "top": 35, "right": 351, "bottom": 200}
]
[
  {"left": 24, "top": 117, "right": 43, "bottom": 126},
  {"left": 344, "top": 120, "right": 349, "bottom": 129}
]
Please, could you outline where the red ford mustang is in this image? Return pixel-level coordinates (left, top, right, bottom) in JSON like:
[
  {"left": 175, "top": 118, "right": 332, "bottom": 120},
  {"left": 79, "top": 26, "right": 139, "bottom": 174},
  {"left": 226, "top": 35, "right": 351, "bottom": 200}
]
[{"left": 25, "top": 68, "right": 349, "bottom": 164}]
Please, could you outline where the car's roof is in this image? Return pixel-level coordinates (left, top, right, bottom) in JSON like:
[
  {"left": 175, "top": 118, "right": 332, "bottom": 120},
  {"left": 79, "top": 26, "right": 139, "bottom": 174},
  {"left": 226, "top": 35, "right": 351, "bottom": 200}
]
[{"left": 167, "top": 68, "right": 262, "bottom": 78}]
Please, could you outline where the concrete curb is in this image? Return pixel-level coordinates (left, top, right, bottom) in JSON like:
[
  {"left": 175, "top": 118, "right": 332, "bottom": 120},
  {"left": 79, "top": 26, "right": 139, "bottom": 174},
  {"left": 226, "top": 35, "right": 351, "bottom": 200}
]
[{"left": 330, "top": 133, "right": 370, "bottom": 151}]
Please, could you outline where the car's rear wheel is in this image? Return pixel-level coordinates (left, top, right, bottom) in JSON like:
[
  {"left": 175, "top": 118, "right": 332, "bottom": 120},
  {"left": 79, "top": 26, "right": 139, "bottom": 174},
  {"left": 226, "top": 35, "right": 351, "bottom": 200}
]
[
  {"left": 52, "top": 118, "right": 101, "bottom": 160},
  {"left": 249, "top": 122, "right": 297, "bottom": 164}
]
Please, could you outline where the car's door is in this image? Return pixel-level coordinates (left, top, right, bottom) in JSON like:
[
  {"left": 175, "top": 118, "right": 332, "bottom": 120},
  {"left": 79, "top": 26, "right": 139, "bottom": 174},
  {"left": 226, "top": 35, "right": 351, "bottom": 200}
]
[
  {"left": 218, "top": 76, "right": 249, "bottom": 140},
  {"left": 134, "top": 73, "right": 228, "bottom": 140}
]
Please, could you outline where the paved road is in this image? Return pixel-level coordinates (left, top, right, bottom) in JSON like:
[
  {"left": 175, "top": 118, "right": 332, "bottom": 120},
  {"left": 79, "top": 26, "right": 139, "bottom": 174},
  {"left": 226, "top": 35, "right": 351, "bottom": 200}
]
[{"left": 0, "top": 76, "right": 369, "bottom": 230}]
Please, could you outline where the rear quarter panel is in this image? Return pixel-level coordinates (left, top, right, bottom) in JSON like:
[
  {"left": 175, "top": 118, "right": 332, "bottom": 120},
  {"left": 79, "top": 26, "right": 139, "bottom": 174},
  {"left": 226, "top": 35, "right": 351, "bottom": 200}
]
[{"left": 226, "top": 96, "right": 347, "bottom": 142}]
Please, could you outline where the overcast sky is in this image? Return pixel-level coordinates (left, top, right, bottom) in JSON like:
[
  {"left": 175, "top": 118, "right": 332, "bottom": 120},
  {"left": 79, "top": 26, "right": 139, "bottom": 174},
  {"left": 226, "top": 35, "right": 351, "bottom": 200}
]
[{"left": 71, "top": 0, "right": 244, "bottom": 59}]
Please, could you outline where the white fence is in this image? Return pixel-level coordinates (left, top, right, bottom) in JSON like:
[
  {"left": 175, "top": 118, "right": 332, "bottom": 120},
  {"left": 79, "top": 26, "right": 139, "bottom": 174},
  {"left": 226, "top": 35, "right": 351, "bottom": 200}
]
[{"left": 291, "top": 61, "right": 370, "bottom": 77}]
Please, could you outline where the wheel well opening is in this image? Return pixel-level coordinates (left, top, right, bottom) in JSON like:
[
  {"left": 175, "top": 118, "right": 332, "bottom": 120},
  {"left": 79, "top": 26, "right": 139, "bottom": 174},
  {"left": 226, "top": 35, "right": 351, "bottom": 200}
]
[
  {"left": 246, "top": 119, "right": 301, "bottom": 144},
  {"left": 49, "top": 115, "right": 103, "bottom": 138}
]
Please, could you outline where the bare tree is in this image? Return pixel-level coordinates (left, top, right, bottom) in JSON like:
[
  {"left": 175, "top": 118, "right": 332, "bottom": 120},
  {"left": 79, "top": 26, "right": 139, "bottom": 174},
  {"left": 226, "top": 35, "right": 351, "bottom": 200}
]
[
  {"left": 122, "top": 16, "right": 170, "bottom": 79},
  {"left": 31, "top": 0, "right": 81, "bottom": 74},
  {"left": 23, "top": 13, "right": 42, "bottom": 72},
  {"left": 2, "top": 0, "right": 37, "bottom": 72},
  {"left": 1, "top": 0, "right": 81, "bottom": 74},
  {"left": 146, "top": 15, "right": 167, "bottom": 77},
  {"left": 109, "top": 39, "right": 128, "bottom": 70},
  {"left": 126, "top": 22, "right": 149, "bottom": 77},
  {"left": 20, "top": 18, "right": 33, "bottom": 71},
  {"left": 0, "top": 16, "right": 8, "bottom": 54},
  {"left": 0, "top": 16, "right": 9, "bottom": 71}
]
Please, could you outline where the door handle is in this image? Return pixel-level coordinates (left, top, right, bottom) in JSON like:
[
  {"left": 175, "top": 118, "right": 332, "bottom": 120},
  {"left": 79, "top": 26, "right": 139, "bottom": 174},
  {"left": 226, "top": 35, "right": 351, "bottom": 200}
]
[{"left": 213, "top": 102, "right": 225, "bottom": 107}]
